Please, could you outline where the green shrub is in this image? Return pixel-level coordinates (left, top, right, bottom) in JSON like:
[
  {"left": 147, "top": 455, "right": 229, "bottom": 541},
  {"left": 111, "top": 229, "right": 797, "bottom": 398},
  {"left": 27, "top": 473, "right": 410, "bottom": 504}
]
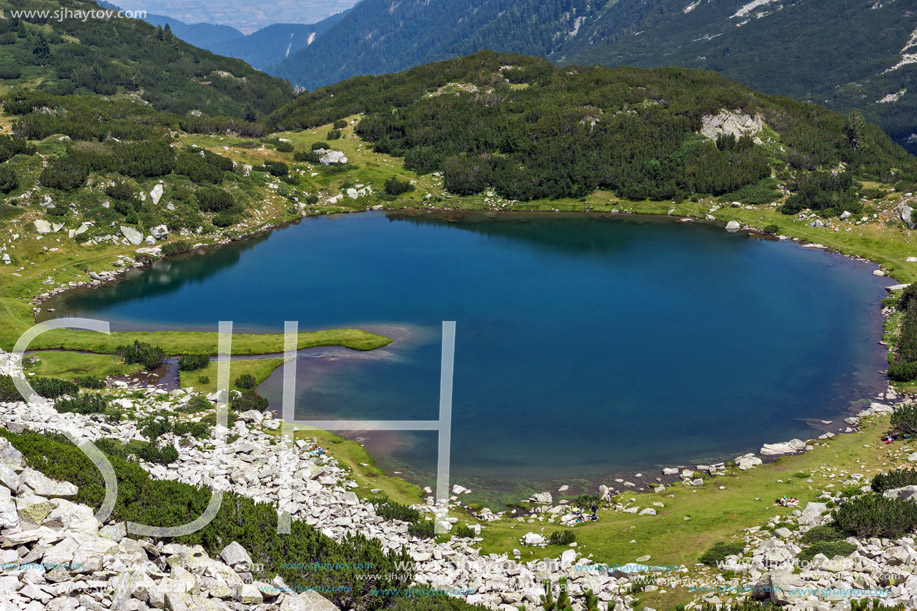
[
  {"left": 75, "top": 375, "right": 106, "bottom": 389},
  {"left": 891, "top": 403, "right": 917, "bottom": 434},
  {"left": 173, "top": 420, "right": 210, "bottom": 439},
  {"left": 105, "top": 181, "right": 134, "bottom": 201},
  {"left": 197, "top": 376, "right": 210, "bottom": 385},
  {"left": 230, "top": 390, "right": 268, "bottom": 412},
  {"left": 196, "top": 187, "right": 234, "bottom": 212},
  {"left": 275, "top": 141, "right": 294, "bottom": 153},
  {"left": 175, "top": 151, "right": 223, "bottom": 184},
  {"left": 0, "top": 135, "right": 34, "bottom": 163},
  {"left": 871, "top": 469, "right": 917, "bottom": 493},
  {"left": 373, "top": 498, "right": 421, "bottom": 523},
  {"left": 39, "top": 156, "right": 89, "bottom": 191},
  {"left": 333, "top": 120, "right": 347, "bottom": 129},
  {"left": 834, "top": 494, "right": 917, "bottom": 538},
  {"left": 139, "top": 417, "right": 172, "bottom": 443},
  {"left": 32, "top": 377, "right": 79, "bottom": 399},
  {"left": 161, "top": 240, "right": 192, "bottom": 257},
  {"left": 0, "top": 375, "right": 19, "bottom": 402},
  {"left": 797, "top": 540, "right": 857, "bottom": 562},
  {"left": 0, "top": 428, "right": 436, "bottom": 610},
  {"left": 887, "top": 362, "right": 917, "bottom": 382},
  {"left": 763, "top": 224, "right": 780, "bottom": 235},
  {"left": 0, "top": 63, "right": 22, "bottom": 80},
  {"left": 235, "top": 373, "right": 257, "bottom": 389},
  {"left": 327, "top": 129, "right": 342, "bottom": 140},
  {"left": 137, "top": 442, "right": 179, "bottom": 465},
  {"left": 55, "top": 393, "right": 108, "bottom": 414},
  {"left": 311, "top": 141, "right": 330, "bottom": 151},
  {"left": 294, "top": 150, "right": 321, "bottom": 163},
  {"left": 800, "top": 524, "right": 845, "bottom": 544},
  {"left": 699, "top": 542, "right": 745, "bottom": 565},
  {"left": 548, "top": 530, "right": 576, "bottom": 545},
  {"left": 383, "top": 176, "right": 416, "bottom": 196},
  {"left": 116, "top": 340, "right": 165, "bottom": 370},
  {"left": 182, "top": 395, "right": 211, "bottom": 413},
  {"left": 453, "top": 524, "right": 475, "bottom": 538},
  {"left": 212, "top": 212, "right": 240, "bottom": 227},
  {"left": 178, "top": 354, "right": 210, "bottom": 371},
  {"left": 260, "top": 160, "right": 289, "bottom": 177},
  {"left": 408, "top": 519, "right": 435, "bottom": 539},
  {"left": 0, "top": 165, "right": 18, "bottom": 194}
]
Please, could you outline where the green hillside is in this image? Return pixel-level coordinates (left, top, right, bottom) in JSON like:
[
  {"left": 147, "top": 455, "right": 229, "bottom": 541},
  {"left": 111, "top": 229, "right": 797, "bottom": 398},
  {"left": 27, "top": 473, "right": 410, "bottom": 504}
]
[
  {"left": 0, "top": 0, "right": 294, "bottom": 118},
  {"left": 271, "top": 52, "right": 917, "bottom": 205},
  {"left": 266, "top": 0, "right": 917, "bottom": 155}
]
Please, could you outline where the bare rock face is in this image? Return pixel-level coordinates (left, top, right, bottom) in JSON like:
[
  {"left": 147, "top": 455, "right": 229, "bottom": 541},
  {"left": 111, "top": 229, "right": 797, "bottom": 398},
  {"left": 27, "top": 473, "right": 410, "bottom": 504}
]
[{"left": 700, "top": 110, "right": 764, "bottom": 141}]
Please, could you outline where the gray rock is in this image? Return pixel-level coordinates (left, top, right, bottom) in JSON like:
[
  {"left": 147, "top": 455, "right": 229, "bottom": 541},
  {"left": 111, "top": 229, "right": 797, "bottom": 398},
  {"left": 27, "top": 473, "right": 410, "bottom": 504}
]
[
  {"left": 219, "top": 541, "right": 252, "bottom": 568},
  {"left": 0, "top": 487, "right": 18, "bottom": 530},
  {"left": 149, "top": 184, "right": 164, "bottom": 205},
  {"left": 531, "top": 492, "right": 553, "bottom": 505},
  {"left": 725, "top": 220, "right": 741, "bottom": 231},
  {"left": 735, "top": 454, "right": 762, "bottom": 470},
  {"left": 0, "top": 439, "right": 23, "bottom": 474},
  {"left": 296, "top": 591, "right": 340, "bottom": 611},
  {"left": 700, "top": 110, "right": 764, "bottom": 141},
  {"left": 883, "top": 485, "right": 917, "bottom": 502},
  {"left": 899, "top": 203, "right": 916, "bottom": 230},
  {"left": 1, "top": 254, "right": 9, "bottom": 265},
  {"left": 34, "top": 220, "right": 52, "bottom": 234},
  {"left": 20, "top": 469, "right": 78, "bottom": 498},
  {"left": 0, "top": 462, "right": 18, "bottom": 491},
  {"left": 760, "top": 439, "right": 806, "bottom": 456},
  {"left": 319, "top": 151, "right": 348, "bottom": 165},
  {"left": 120, "top": 226, "right": 143, "bottom": 246}
]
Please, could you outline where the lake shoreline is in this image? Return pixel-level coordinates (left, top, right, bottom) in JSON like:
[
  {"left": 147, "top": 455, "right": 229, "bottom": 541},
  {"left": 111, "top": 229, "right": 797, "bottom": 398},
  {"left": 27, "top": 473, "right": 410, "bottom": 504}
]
[{"left": 31, "top": 205, "right": 901, "bottom": 503}]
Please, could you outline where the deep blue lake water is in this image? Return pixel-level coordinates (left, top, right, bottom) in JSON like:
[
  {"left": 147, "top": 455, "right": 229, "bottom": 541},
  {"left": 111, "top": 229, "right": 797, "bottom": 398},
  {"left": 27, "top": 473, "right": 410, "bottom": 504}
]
[{"left": 48, "top": 212, "right": 892, "bottom": 497}]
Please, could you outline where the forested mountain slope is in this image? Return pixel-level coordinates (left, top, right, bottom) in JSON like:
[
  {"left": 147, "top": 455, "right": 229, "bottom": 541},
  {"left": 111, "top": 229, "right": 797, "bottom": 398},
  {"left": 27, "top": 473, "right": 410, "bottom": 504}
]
[
  {"left": 270, "top": 52, "right": 917, "bottom": 206},
  {"left": 0, "top": 0, "right": 294, "bottom": 119},
  {"left": 268, "top": 0, "right": 614, "bottom": 91},
  {"left": 268, "top": 0, "right": 917, "bottom": 154}
]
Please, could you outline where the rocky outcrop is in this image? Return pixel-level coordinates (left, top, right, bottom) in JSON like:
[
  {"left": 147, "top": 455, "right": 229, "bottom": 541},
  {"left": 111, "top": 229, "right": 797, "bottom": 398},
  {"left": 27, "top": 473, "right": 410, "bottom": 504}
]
[
  {"left": 318, "top": 150, "right": 348, "bottom": 165},
  {"left": 0, "top": 367, "right": 632, "bottom": 611},
  {"left": 0, "top": 437, "right": 336, "bottom": 611},
  {"left": 700, "top": 110, "right": 764, "bottom": 141}
]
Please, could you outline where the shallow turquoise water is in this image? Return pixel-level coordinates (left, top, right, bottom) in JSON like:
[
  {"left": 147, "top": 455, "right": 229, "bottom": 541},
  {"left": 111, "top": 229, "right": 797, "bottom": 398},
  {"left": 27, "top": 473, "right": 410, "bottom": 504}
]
[{"left": 49, "top": 212, "right": 892, "bottom": 492}]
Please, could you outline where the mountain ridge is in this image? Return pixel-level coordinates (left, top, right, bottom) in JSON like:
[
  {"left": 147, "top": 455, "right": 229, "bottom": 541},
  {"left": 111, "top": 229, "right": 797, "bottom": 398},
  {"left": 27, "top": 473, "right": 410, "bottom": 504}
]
[{"left": 267, "top": 0, "right": 917, "bottom": 154}]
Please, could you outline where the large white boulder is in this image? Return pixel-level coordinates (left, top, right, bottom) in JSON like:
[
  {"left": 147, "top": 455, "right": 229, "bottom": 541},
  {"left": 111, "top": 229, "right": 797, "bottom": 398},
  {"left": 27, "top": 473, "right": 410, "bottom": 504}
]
[
  {"left": 319, "top": 151, "right": 348, "bottom": 165},
  {"left": 120, "top": 225, "right": 143, "bottom": 246},
  {"left": 149, "top": 184, "right": 164, "bottom": 205}
]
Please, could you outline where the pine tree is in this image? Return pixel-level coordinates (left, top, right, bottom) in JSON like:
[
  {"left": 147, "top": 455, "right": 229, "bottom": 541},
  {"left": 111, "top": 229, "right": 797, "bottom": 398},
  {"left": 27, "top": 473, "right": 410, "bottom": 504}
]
[{"left": 845, "top": 110, "right": 870, "bottom": 152}]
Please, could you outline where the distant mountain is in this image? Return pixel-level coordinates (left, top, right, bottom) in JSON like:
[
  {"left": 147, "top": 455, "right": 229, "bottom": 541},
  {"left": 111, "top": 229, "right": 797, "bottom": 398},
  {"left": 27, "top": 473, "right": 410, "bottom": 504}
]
[
  {"left": 268, "top": 0, "right": 613, "bottom": 91},
  {"left": 268, "top": 0, "right": 917, "bottom": 154},
  {"left": 209, "top": 14, "right": 349, "bottom": 71},
  {"left": 140, "top": 12, "right": 243, "bottom": 48},
  {"left": 565, "top": 0, "right": 917, "bottom": 155},
  {"left": 97, "top": 1, "right": 347, "bottom": 71}
]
